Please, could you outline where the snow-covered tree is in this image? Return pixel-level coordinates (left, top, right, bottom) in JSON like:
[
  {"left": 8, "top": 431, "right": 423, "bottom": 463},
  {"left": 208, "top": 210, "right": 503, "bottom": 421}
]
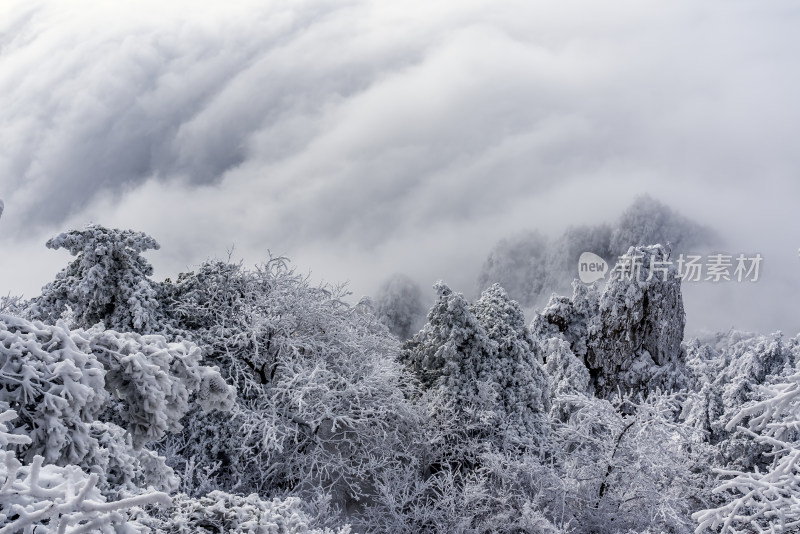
[
  {"left": 0, "top": 314, "right": 107, "bottom": 466},
  {"left": 682, "top": 331, "right": 798, "bottom": 471},
  {"left": 541, "top": 337, "right": 591, "bottom": 421},
  {"left": 693, "top": 368, "right": 800, "bottom": 533},
  {"left": 157, "top": 258, "right": 419, "bottom": 523},
  {"left": 551, "top": 392, "right": 711, "bottom": 533},
  {"left": 401, "top": 282, "right": 498, "bottom": 408},
  {"left": 0, "top": 313, "right": 233, "bottom": 497},
  {"left": 0, "top": 406, "right": 171, "bottom": 533},
  {"left": 29, "top": 224, "right": 162, "bottom": 333},
  {"left": 373, "top": 274, "right": 426, "bottom": 340},
  {"left": 140, "top": 491, "right": 350, "bottom": 534}
]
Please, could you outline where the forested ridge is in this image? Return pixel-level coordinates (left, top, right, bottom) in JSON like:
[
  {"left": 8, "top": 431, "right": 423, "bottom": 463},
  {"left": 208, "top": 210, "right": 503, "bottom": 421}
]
[{"left": 1, "top": 213, "right": 797, "bottom": 533}]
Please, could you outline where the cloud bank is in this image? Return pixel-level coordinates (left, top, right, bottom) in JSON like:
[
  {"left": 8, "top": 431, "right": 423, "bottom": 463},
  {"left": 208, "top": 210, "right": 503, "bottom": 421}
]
[{"left": 1, "top": 0, "right": 799, "bottom": 335}]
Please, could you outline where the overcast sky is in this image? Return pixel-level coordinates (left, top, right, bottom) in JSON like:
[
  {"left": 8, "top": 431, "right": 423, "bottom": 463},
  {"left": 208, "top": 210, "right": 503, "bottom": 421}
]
[{"left": 1, "top": 0, "right": 800, "bottom": 335}]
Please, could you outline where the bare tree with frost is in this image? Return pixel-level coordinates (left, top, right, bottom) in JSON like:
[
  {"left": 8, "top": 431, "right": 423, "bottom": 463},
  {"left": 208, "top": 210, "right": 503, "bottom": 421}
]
[{"left": 157, "top": 258, "right": 419, "bottom": 528}]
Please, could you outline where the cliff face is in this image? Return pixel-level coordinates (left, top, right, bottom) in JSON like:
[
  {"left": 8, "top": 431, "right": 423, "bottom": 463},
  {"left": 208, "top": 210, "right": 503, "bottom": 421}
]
[{"left": 533, "top": 244, "right": 687, "bottom": 399}]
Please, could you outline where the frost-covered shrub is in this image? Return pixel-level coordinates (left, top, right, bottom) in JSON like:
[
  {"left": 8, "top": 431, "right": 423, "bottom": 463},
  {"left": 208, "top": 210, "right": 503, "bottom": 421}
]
[
  {"left": 140, "top": 491, "right": 350, "bottom": 534},
  {"left": 471, "top": 284, "right": 550, "bottom": 450},
  {"left": 83, "top": 421, "right": 180, "bottom": 497},
  {"left": 160, "top": 260, "right": 280, "bottom": 394},
  {"left": 77, "top": 326, "right": 235, "bottom": 448},
  {"left": 0, "top": 295, "right": 23, "bottom": 316},
  {"left": 158, "top": 258, "right": 419, "bottom": 518},
  {"left": 693, "top": 369, "right": 800, "bottom": 533},
  {"left": 29, "top": 224, "right": 162, "bottom": 333},
  {"left": 0, "top": 313, "right": 233, "bottom": 497},
  {"left": 550, "top": 392, "right": 711, "bottom": 534},
  {"left": 359, "top": 383, "right": 567, "bottom": 534},
  {"left": 363, "top": 453, "right": 568, "bottom": 534},
  {"left": 0, "top": 407, "right": 170, "bottom": 534},
  {"left": 0, "top": 315, "right": 107, "bottom": 465},
  {"left": 682, "top": 331, "right": 799, "bottom": 471}
]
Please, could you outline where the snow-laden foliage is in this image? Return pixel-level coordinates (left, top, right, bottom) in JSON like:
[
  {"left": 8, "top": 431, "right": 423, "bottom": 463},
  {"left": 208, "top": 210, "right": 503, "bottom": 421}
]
[
  {"left": 0, "top": 313, "right": 233, "bottom": 498},
  {"left": 402, "top": 282, "right": 551, "bottom": 452},
  {"left": 0, "top": 315, "right": 107, "bottom": 465},
  {"left": 530, "top": 281, "right": 599, "bottom": 364},
  {"left": 694, "top": 369, "right": 800, "bottom": 533},
  {"left": 0, "top": 407, "right": 171, "bottom": 534},
  {"left": 362, "top": 450, "right": 568, "bottom": 533},
  {"left": 373, "top": 273, "right": 426, "bottom": 340},
  {"left": 29, "top": 224, "right": 162, "bottom": 333},
  {"left": 157, "top": 258, "right": 419, "bottom": 519},
  {"left": 682, "top": 331, "right": 799, "bottom": 470},
  {"left": 541, "top": 337, "right": 590, "bottom": 421},
  {"left": 80, "top": 326, "right": 235, "bottom": 448},
  {"left": 402, "top": 281, "right": 497, "bottom": 395},
  {"left": 140, "top": 491, "right": 350, "bottom": 534},
  {"left": 471, "top": 284, "right": 550, "bottom": 450},
  {"left": 0, "top": 296, "right": 23, "bottom": 316},
  {"left": 10, "top": 220, "right": 800, "bottom": 534},
  {"left": 550, "top": 392, "right": 712, "bottom": 534},
  {"left": 360, "top": 383, "right": 568, "bottom": 534}
]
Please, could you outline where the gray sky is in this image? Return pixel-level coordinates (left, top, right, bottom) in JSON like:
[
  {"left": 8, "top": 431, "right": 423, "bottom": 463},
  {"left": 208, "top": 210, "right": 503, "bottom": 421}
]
[{"left": 1, "top": 0, "right": 800, "bottom": 335}]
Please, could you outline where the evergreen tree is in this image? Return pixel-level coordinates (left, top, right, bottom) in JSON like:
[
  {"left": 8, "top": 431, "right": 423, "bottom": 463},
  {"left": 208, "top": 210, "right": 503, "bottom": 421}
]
[{"left": 30, "top": 224, "right": 161, "bottom": 333}]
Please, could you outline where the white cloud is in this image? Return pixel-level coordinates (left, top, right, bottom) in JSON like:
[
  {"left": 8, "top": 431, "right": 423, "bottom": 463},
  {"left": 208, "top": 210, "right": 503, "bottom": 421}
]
[{"left": 1, "top": 0, "right": 799, "bottom": 333}]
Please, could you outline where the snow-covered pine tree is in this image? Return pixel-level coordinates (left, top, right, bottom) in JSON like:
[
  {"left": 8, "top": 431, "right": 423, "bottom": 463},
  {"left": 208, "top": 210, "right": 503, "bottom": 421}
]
[
  {"left": 471, "top": 284, "right": 550, "bottom": 450},
  {"left": 0, "top": 406, "right": 171, "bottom": 533},
  {"left": 693, "top": 366, "right": 800, "bottom": 533},
  {"left": 29, "top": 224, "right": 161, "bottom": 333},
  {"left": 401, "top": 281, "right": 498, "bottom": 410},
  {"left": 0, "top": 313, "right": 234, "bottom": 497}
]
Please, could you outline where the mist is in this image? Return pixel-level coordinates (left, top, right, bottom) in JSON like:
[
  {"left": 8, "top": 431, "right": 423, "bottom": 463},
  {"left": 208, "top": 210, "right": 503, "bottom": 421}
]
[{"left": 1, "top": 0, "right": 799, "bottom": 336}]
